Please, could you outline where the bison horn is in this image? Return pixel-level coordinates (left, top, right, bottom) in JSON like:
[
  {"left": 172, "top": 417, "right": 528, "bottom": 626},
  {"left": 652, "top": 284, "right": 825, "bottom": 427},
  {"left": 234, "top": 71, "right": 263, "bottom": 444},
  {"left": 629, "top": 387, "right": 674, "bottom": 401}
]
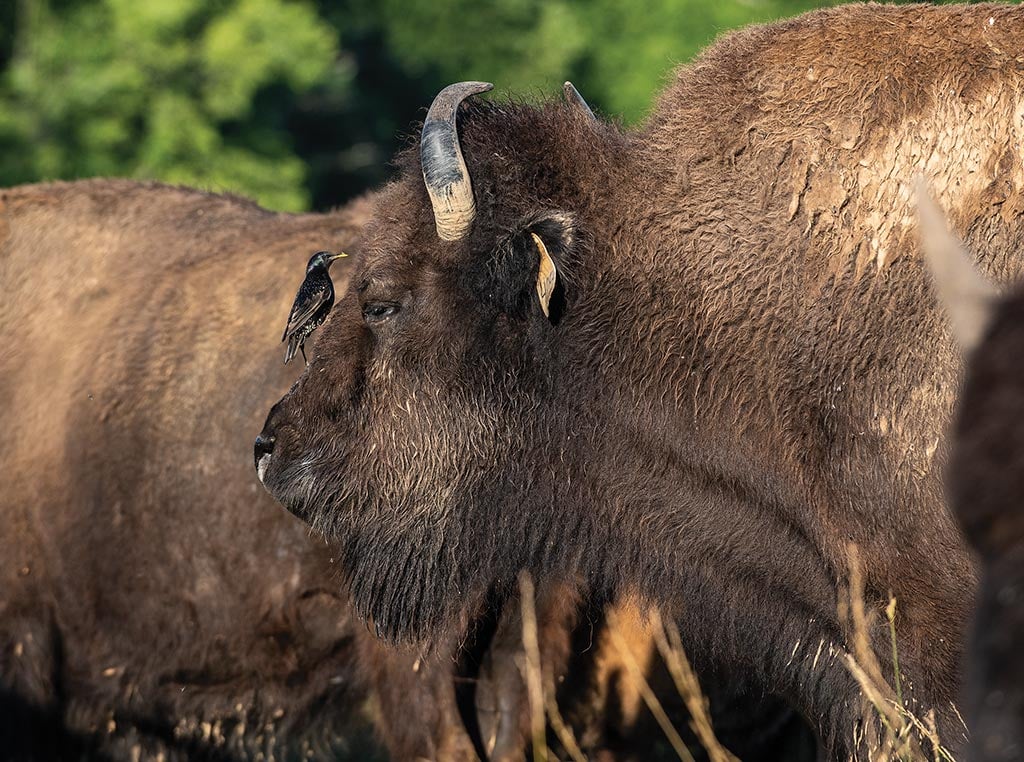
[
  {"left": 563, "top": 81, "right": 596, "bottom": 121},
  {"left": 421, "top": 81, "right": 493, "bottom": 241},
  {"left": 917, "top": 181, "right": 998, "bottom": 352}
]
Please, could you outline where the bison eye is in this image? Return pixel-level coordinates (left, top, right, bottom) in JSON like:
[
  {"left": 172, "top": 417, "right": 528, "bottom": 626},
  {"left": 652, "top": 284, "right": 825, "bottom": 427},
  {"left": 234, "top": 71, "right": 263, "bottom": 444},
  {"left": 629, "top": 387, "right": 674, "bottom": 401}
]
[{"left": 362, "top": 302, "right": 400, "bottom": 324}]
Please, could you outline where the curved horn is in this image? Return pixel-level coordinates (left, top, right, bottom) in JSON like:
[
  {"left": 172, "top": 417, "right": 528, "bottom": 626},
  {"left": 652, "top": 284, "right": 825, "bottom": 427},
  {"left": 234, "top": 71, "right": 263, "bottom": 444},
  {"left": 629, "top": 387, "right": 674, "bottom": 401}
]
[
  {"left": 917, "top": 181, "right": 997, "bottom": 352},
  {"left": 420, "top": 81, "right": 493, "bottom": 241},
  {"left": 563, "top": 81, "right": 596, "bottom": 121}
]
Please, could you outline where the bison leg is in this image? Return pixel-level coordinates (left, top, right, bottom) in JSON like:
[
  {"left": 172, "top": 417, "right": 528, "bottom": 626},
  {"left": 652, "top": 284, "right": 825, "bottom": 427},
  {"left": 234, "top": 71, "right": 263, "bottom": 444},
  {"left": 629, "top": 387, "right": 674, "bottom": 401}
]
[
  {"left": 356, "top": 626, "right": 479, "bottom": 761},
  {"left": 474, "top": 616, "right": 529, "bottom": 762},
  {"left": 475, "top": 582, "right": 578, "bottom": 762},
  {"left": 0, "top": 605, "right": 82, "bottom": 761}
]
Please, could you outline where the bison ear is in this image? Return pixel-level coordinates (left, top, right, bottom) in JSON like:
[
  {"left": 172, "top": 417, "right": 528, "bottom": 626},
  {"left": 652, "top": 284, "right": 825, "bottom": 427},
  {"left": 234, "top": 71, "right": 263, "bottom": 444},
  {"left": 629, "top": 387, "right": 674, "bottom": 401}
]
[
  {"left": 473, "top": 212, "right": 575, "bottom": 321},
  {"left": 518, "top": 212, "right": 576, "bottom": 322}
]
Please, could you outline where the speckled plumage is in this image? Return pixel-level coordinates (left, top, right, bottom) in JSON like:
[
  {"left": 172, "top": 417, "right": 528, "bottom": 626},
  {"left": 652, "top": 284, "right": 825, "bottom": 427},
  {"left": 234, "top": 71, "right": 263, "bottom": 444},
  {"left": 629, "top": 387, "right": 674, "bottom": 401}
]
[{"left": 282, "top": 250, "right": 346, "bottom": 364}]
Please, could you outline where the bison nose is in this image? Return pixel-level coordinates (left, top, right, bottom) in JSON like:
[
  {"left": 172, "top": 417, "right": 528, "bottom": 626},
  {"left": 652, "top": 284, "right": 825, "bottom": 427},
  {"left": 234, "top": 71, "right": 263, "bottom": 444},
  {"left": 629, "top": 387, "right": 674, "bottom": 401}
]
[
  {"left": 254, "top": 434, "right": 276, "bottom": 481},
  {"left": 254, "top": 433, "right": 276, "bottom": 463}
]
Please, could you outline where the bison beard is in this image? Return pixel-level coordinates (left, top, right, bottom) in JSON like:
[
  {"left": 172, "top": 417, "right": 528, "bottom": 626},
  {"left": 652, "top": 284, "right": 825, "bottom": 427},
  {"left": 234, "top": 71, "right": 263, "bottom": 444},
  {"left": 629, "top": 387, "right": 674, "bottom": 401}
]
[
  {"left": 259, "top": 3, "right": 1024, "bottom": 757},
  {"left": 273, "top": 343, "right": 548, "bottom": 641}
]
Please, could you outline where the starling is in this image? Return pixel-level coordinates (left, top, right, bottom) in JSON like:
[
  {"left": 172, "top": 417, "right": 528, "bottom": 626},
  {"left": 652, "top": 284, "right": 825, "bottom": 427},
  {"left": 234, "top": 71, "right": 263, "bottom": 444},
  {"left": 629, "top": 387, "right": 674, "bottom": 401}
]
[{"left": 282, "top": 250, "right": 347, "bottom": 364}]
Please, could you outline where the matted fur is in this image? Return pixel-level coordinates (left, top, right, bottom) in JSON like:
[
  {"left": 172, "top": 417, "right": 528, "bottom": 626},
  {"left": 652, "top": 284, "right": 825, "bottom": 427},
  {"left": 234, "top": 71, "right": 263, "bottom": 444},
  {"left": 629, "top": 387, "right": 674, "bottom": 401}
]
[
  {"left": 261, "top": 4, "right": 1024, "bottom": 757},
  {"left": 0, "top": 181, "right": 491, "bottom": 760}
]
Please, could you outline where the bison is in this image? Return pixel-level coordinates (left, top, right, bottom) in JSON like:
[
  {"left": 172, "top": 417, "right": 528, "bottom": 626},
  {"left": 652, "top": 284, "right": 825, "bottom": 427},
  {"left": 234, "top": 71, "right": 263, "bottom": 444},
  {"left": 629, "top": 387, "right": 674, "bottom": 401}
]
[
  {"left": 0, "top": 180, "right": 410, "bottom": 760},
  {"left": 257, "top": 3, "right": 1024, "bottom": 756},
  {"left": 0, "top": 181, "right": 535, "bottom": 761},
  {"left": 0, "top": 178, "right": 761, "bottom": 761},
  {"left": 920, "top": 191, "right": 1024, "bottom": 762}
]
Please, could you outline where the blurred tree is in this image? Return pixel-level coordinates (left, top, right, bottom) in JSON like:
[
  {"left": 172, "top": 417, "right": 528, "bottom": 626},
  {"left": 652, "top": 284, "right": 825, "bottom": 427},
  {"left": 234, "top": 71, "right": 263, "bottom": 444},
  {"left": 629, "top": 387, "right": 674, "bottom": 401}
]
[
  {"left": 0, "top": 0, "right": 338, "bottom": 210},
  {"left": 0, "top": 0, "right": 978, "bottom": 211},
  {"left": 572, "top": 0, "right": 847, "bottom": 121},
  {"left": 371, "top": 0, "right": 587, "bottom": 97}
]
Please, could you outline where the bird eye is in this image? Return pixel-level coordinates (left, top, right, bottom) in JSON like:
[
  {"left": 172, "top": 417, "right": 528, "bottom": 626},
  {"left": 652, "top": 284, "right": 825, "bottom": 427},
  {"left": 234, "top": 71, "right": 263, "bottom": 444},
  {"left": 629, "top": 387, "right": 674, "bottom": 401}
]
[{"left": 362, "top": 302, "right": 400, "bottom": 324}]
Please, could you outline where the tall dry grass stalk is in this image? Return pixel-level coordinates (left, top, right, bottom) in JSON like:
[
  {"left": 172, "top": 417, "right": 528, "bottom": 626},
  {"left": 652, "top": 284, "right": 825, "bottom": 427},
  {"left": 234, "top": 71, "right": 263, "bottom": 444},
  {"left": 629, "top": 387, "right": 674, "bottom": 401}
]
[
  {"left": 840, "top": 544, "right": 959, "bottom": 762},
  {"left": 648, "top": 609, "right": 739, "bottom": 762},
  {"left": 606, "top": 607, "right": 696, "bottom": 762},
  {"left": 518, "top": 572, "right": 552, "bottom": 762},
  {"left": 518, "top": 573, "right": 587, "bottom": 762},
  {"left": 539, "top": 669, "right": 587, "bottom": 762}
]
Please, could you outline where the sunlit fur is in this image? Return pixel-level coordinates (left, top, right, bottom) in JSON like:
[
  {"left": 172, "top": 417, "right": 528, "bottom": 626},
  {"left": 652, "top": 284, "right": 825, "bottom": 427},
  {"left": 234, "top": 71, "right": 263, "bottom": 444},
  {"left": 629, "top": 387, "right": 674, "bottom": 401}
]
[
  {"left": 261, "top": 4, "right": 1024, "bottom": 756},
  {"left": 0, "top": 181, "right": 501, "bottom": 760}
]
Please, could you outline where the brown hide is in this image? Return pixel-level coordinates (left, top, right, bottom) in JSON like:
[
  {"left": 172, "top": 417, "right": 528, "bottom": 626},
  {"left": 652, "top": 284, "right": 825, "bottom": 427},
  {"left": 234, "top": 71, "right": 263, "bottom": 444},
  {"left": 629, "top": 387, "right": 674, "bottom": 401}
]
[
  {"left": 952, "top": 287, "right": 1024, "bottom": 762},
  {"left": 0, "top": 179, "right": 728, "bottom": 762},
  {"left": 0, "top": 180, "right": 473, "bottom": 760},
  {"left": 932, "top": 242, "right": 1024, "bottom": 762}
]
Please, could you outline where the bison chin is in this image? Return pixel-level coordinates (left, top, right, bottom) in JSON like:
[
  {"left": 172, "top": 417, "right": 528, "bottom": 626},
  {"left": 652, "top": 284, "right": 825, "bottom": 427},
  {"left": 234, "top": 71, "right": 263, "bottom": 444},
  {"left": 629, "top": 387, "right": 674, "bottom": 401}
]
[
  {"left": 256, "top": 394, "right": 549, "bottom": 645},
  {"left": 259, "top": 454, "right": 565, "bottom": 645},
  {"left": 339, "top": 520, "right": 491, "bottom": 644},
  {"left": 266, "top": 450, "right": 537, "bottom": 644},
  {"left": 270, "top": 475, "right": 514, "bottom": 644}
]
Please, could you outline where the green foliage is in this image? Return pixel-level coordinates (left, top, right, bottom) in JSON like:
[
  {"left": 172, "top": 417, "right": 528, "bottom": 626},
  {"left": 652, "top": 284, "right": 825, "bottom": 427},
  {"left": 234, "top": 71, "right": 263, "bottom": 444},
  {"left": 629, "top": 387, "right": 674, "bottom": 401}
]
[
  {"left": 202, "top": 0, "right": 335, "bottom": 119},
  {"left": 0, "top": 0, "right": 338, "bottom": 210},
  {"left": 372, "top": 0, "right": 587, "bottom": 97},
  {"left": 574, "top": 0, "right": 846, "bottom": 121},
  {"left": 0, "top": 0, "right": 982, "bottom": 211}
]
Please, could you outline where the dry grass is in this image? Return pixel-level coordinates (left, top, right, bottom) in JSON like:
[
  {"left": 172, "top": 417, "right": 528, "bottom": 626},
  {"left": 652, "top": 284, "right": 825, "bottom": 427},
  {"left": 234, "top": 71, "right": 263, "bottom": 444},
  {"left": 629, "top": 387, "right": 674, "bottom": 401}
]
[
  {"left": 516, "top": 550, "right": 964, "bottom": 762},
  {"left": 648, "top": 609, "right": 739, "bottom": 762},
  {"left": 517, "top": 573, "right": 736, "bottom": 762},
  {"left": 839, "top": 544, "right": 960, "bottom": 762},
  {"left": 518, "top": 572, "right": 587, "bottom": 762},
  {"left": 605, "top": 606, "right": 695, "bottom": 762}
]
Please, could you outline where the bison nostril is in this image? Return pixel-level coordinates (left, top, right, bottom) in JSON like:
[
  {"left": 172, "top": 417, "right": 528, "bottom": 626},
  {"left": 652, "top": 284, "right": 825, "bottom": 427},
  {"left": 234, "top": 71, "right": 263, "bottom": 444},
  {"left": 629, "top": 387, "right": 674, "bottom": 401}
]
[{"left": 254, "top": 434, "right": 276, "bottom": 470}]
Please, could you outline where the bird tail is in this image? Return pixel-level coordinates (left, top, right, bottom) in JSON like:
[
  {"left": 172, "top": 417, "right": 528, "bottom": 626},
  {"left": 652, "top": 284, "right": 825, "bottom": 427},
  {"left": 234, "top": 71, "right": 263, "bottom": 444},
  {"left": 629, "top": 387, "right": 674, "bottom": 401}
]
[{"left": 284, "top": 337, "right": 298, "bottom": 365}]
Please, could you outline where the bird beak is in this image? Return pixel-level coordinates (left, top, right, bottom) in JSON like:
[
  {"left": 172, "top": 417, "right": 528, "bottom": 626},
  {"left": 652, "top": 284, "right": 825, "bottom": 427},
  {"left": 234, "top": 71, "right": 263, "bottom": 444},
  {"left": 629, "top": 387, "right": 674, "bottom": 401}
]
[{"left": 329, "top": 252, "right": 348, "bottom": 262}]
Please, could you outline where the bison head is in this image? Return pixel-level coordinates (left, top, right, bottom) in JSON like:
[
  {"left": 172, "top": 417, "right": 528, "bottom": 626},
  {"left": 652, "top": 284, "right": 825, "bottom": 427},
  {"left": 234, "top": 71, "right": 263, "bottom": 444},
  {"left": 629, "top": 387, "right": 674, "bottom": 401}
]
[{"left": 257, "top": 83, "right": 625, "bottom": 642}]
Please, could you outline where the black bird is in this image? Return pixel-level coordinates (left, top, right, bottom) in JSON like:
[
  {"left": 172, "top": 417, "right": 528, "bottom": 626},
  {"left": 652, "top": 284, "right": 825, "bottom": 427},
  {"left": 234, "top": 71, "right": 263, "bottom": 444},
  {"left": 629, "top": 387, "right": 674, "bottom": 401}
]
[{"left": 282, "top": 250, "right": 347, "bottom": 364}]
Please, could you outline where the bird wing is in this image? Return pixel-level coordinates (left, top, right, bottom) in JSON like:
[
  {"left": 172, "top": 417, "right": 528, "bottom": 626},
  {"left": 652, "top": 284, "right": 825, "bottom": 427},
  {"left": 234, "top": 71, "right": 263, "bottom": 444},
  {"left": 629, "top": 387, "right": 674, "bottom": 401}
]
[{"left": 281, "top": 285, "right": 331, "bottom": 342}]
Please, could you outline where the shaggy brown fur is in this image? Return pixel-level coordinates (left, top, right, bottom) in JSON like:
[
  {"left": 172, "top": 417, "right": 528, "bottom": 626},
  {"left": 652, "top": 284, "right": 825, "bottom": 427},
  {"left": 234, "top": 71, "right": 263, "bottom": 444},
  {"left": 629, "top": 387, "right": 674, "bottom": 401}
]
[
  {"left": 0, "top": 178, "right": 752, "bottom": 761},
  {"left": 259, "top": 4, "right": 1024, "bottom": 757},
  {"left": 0, "top": 180, "right": 500, "bottom": 760}
]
